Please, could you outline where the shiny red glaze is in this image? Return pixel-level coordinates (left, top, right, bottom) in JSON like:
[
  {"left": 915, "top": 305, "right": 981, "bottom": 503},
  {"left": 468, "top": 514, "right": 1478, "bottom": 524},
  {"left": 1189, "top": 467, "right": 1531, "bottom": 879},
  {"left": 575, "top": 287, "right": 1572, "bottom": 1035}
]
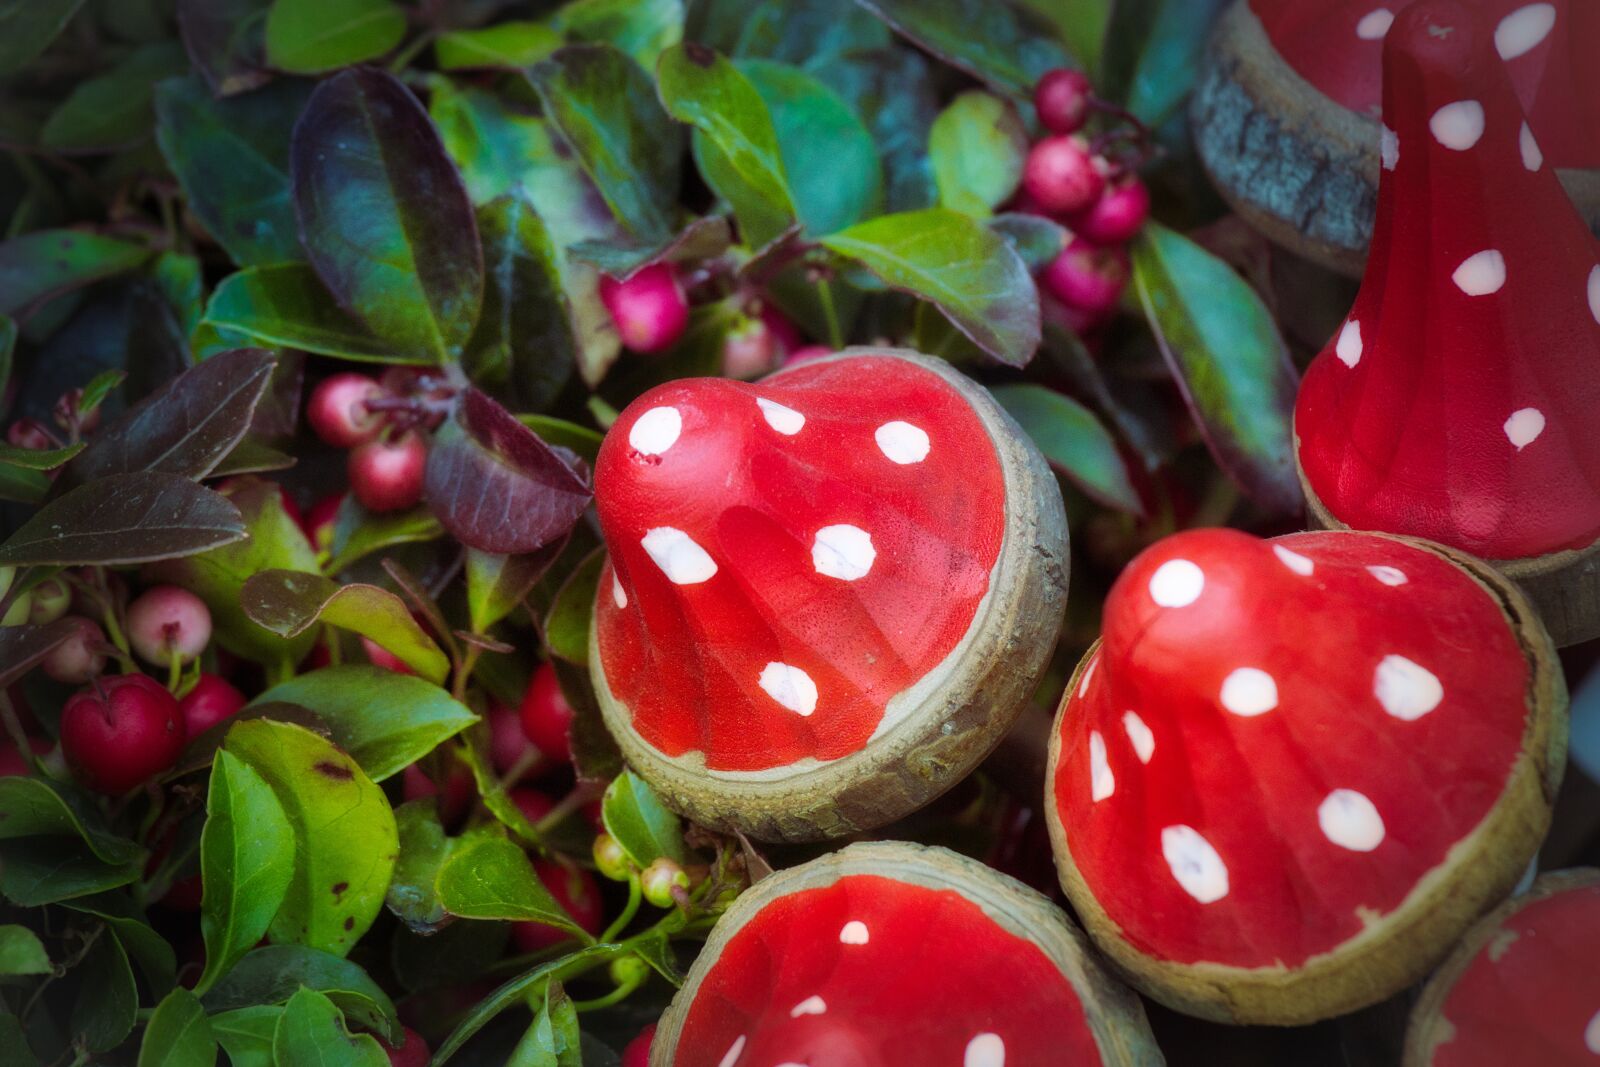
[
  {"left": 307, "top": 372, "right": 384, "bottom": 448},
  {"left": 349, "top": 433, "right": 426, "bottom": 513},
  {"left": 61, "top": 674, "right": 187, "bottom": 794},
  {"left": 382, "top": 1026, "right": 431, "bottom": 1067},
  {"left": 1252, "top": 0, "right": 1600, "bottom": 166},
  {"left": 600, "top": 263, "right": 689, "bottom": 354},
  {"left": 1054, "top": 528, "right": 1531, "bottom": 968},
  {"left": 1070, "top": 177, "right": 1151, "bottom": 245},
  {"left": 621, "top": 1023, "right": 656, "bottom": 1067},
  {"left": 1021, "top": 135, "right": 1105, "bottom": 216},
  {"left": 1295, "top": 2, "right": 1600, "bottom": 560},
  {"left": 511, "top": 860, "right": 603, "bottom": 952},
  {"left": 179, "top": 673, "right": 247, "bottom": 738},
  {"left": 675, "top": 874, "right": 1098, "bottom": 1066},
  {"left": 1042, "top": 239, "right": 1129, "bottom": 314},
  {"left": 594, "top": 354, "right": 1006, "bottom": 772},
  {"left": 519, "top": 662, "right": 574, "bottom": 763},
  {"left": 1035, "top": 68, "right": 1094, "bottom": 134}
]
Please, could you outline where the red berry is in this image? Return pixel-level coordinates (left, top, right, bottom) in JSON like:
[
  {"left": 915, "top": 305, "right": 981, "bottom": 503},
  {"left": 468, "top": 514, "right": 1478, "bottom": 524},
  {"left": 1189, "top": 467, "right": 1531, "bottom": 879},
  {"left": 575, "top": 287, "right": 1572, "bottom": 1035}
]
[
  {"left": 1022, "top": 135, "right": 1105, "bottom": 216},
  {"left": 362, "top": 637, "right": 415, "bottom": 675},
  {"left": 759, "top": 305, "right": 803, "bottom": 359},
  {"left": 1042, "top": 238, "right": 1130, "bottom": 317},
  {"left": 721, "top": 316, "right": 778, "bottom": 379},
  {"left": 1072, "top": 176, "right": 1151, "bottom": 245},
  {"left": 519, "top": 663, "right": 574, "bottom": 764},
  {"left": 302, "top": 492, "right": 345, "bottom": 553},
  {"left": 60, "top": 674, "right": 186, "bottom": 794},
  {"left": 489, "top": 701, "right": 542, "bottom": 781},
  {"left": 348, "top": 432, "right": 426, "bottom": 512},
  {"left": 381, "top": 1026, "right": 430, "bottom": 1067},
  {"left": 621, "top": 1023, "right": 656, "bottom": 1067},
  {"left": 600, "top": 263, "right": 689, "bottom": 354},
  {"left": 42, "top": 616, "right": 106, "bottom": 685},
  {"left": 179, "top": 674, "right": 246, "bottom": 738},
  {"left": 401, "top": 761, "right": 475, "bottom": 824},
  {"left": 511, "top": 860, "right": 603, "bottom": 952},
  {"left": 1034, "top": 68, "right": 1094, "bottom": 135},
  {"left": 6, "top": 418, "right": 52, "bottom": 451},
  {"left": 783, "top": 344, "right": 833, "bottom": 366},
  {"left": 509, "top": 788, "right": 555, "bottom": 826},
  {"left": 127, "top": 586, "right": 212, "bottom": 667},
  {"left": 307, "top": 373, "right": 384, "bottom": 448}
]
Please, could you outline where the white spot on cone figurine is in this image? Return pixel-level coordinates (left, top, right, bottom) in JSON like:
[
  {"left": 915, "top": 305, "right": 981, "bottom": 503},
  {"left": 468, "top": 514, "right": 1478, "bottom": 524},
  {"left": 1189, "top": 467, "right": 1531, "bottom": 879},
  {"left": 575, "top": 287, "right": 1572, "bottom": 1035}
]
[
  {"left": 649, "top": 842, "right": 1165, "bottom": 1066},
  {"left": 1295, "top": 0, "right": 1600, "bottom": 646},
  {"left": 590, "top": 350, "right": 1068, "bottom": 842},
  {"left": 1046, "top": 527, "right": 1567, "bottom": 1025}
]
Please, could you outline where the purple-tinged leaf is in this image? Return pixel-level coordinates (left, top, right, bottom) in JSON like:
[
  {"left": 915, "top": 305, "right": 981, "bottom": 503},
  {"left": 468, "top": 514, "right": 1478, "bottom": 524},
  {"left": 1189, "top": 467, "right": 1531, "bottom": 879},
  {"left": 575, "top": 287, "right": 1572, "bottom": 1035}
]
[
  {"left": 0, "top": 230, "right": 149, "bottom": 317},
  {"left": 0, "top": 472, "right": 245, "bottom": 567},
  {"left": 0, "top": 619, "right": 78, "bottom": 688},
  {"left": 177, "top": 0, "right": 273, "bottom": 96}
]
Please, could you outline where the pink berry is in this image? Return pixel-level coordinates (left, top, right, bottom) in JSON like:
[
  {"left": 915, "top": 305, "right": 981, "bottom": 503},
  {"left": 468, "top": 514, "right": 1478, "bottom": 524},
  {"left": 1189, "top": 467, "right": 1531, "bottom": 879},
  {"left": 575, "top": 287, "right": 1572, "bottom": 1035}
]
[
  {"left": 511, "top": 861, "right": 603, "bottom": 952},
  {"left": 381, "top": 1026, "right": 430, "bottom": 1067},
  {"left": 721, "top": 316, "right": 779, "bottom": 379},
  {"left": 784, "top": 344, "right": 834, "bottom": 366},
  {"left": 178, "top": 673, "right": 246, "bottom": 738},
  {"left": 42, "top": 616, "right": 107, "bottom": 685},
  {"left": 599, "top": 263, "right": 689, "bottom": 354},
  {"left": 362, "top": 636, "right": 414, "bottom": 675},
  {"left": 6, "top": 419, "right": 52, "bottom": 451},
  {"left": 759, "top": 305, "right": 803, "bottom": 359},
  {"left": 307, "top": 373, "right": 384, "bottom": 448},
  {"left": 60, "top": 675, "right": 186, "bottom": 794},
  {"left": 1072, "top": 176, "right": 1151, "bottom": 245},
  {"left": 489, "top": 700, "right": 542, "bottom": 781},
  {"left": 509, "top": 787, "right": 555, "bottom": 826},
  {"left": 519, "top": 663, "right": 574, "bottom": 764},
  {"left": 401, "top": 761, "right": 474, "bottom": 825},
  {"left": 1034, "top": 69, "right": 1094, "bottom": 135},
  {"left": 348, "top": 432, "right": 426, "bottom": 512},
  {"left": 1042, "top": 238, "right": 1130, "bottom": 316},
  {"left": 127, "top": 586, "right": 212, "bottom": 667},
  {"left": 1022, "top": 135, "right": 1105, "bottom": 216},
  {"left": 621, "top": 1024, "right": 657, "bottom": 1067}
]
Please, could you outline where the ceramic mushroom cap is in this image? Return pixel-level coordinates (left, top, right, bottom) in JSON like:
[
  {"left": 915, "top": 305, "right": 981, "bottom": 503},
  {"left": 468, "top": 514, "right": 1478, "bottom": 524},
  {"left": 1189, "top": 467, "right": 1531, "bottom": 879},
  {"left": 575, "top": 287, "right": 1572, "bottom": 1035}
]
[
  {"left": 1294, "top": 0, "right": 1600, "bottom": 645},
  {"left": 650, "top": 841, "right": 1164, "bottom": 1067},
  {"left": 1046, "top": 527, "right": 1566, "bottom": 1025},
  {"left": 1404, "top": 869, "right": 1600, "bottom": 1066},
  {"left": 1192, "top": 0, "right": 1600, "bottom": 275},
  {"left": 590, "top": 349, "right": 1068, "bottom": 842}
]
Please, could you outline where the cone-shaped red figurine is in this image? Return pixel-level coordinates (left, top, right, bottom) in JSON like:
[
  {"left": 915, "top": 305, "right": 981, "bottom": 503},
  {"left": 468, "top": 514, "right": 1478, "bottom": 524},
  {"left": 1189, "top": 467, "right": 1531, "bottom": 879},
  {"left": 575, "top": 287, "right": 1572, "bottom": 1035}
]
[{"left": 1295, "top": 0, "right": 1600, "bottom": 645}]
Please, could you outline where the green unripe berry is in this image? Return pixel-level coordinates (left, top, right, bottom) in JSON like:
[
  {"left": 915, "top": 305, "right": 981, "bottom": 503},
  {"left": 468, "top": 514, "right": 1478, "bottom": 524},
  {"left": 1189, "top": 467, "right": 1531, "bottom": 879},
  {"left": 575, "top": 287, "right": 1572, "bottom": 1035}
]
[
  {"left": 593, "top": 834, "right": 631, "bottom": 881},
  {"left": 608, "top": 955, "right": 650, "bottom": 988},
  {"left": 28, "top": 578, "right": 70, "bottom": 625},
  {"left": 2, "top": 592, "right": 32, "bottom": 627},
  {"left": 640, "top": 858, "right": 689, "bottom": 909}
]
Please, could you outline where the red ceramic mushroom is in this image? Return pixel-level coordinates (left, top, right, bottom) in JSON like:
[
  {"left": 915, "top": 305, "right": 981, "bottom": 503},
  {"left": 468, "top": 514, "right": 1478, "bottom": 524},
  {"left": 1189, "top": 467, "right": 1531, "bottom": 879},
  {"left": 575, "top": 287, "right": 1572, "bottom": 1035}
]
[
  {"left": 1046, "top": 527, "right": 1566, "bottom": 1024},
  {"left": 590, "top": 349, "right": 1068, "bottom": 841},
  {"left": 1404, "top": 869, "right": 1600, "bottom": 1066},
  {"left": 1294, "top": 0, "right": 1600, "bottom": 645},
  {"left": 1192, "top": 0, "right": 1600, "bottom": 275},
  {"left": 650, "top": 841, "right": 1162, "bottom": 1067}
]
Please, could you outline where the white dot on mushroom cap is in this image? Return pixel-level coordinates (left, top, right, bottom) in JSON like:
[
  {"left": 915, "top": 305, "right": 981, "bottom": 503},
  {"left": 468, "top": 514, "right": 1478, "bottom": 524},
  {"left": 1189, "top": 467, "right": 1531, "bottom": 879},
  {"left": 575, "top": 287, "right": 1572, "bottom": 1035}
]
[
  {"left": 716, "top": 1036, "right": 746, "bottom": 1067},
  {"left": 1356, "top": 8, "right": 1394, "bottom": 39},
  {"left": 1162, "top": 825, "right": 1229, "bottom": 903},
  {"left": 611, "top": 572, "right": 627, "bottom": 609},
  {"left": 1585, "top": 1008, "right": 1600, "bottom": 1053},
  {"left": 758, "top": 661, "right": 818, "bottom": 716},
  {"left": 875, "top": 420, "right": 930, "bottom": 464},
  {"left": 1336, "top": 319, "right": 1363, "bottom": 367},
  {"left": 1273, "top": 544, "right": 1314, "bottom": 576},
  {"left": 640, "top": 527, "right": 718, "bottom": 585},
  {"left": 839, "top": 920, "right": 869, "bottom": 944},
  {"left": 1496, "top": 3, "right": 1556, "bottom": 60},
  {"left": 1520, "top": 122, "right": 1543, "bottom": 171},
  {"left": 1319, "top": 789, "right": 1386, "bottom": 851},
  {"left": 1149, "top": 559, "right": 1204, "bottom": 607},
  {"left": 1380, "top": 125, "right": 1399, "bottom": 170},
  {"left": 1430, "top": 100, "right": 1485, "bottom": 151},
  {"left": 790, "top": 995, "right": 826, "bottom": 1018},
  {"left": 755, "top": 396, "right": 804, "bottom": 435},
  {"left": 1453, "top": 250, "right": 1506, "bottom": 296},
  {"left": 811, "top": 524, "right": 876, "bottom": 581},
  {"left": 1588, "top": 265, "right": 1600, "bottom": 327},
  {"left": 1220, "top": 668, "right": 1278, "bottom": 716},
  {"left": 1368, "top": 565, "right": 1409, "bottom": 586},
  {"left": 1089, "top": 730, "right": 1115, "bottom": 802},
  {"left": 1504, "top": 408, "right": 1546, "bottom": 450},
  {"left": 965, "top": 1033, "right": 1005, "bottom": 1067},
  {"left": 1374, "top": 654, "right": 1444, "bottom": 720},
  {"left": 1123, "top": 710, "right": 1155, "bottom": 763},
  {"left": 628, "top": 406, "right": 681, "bottom": 455}
]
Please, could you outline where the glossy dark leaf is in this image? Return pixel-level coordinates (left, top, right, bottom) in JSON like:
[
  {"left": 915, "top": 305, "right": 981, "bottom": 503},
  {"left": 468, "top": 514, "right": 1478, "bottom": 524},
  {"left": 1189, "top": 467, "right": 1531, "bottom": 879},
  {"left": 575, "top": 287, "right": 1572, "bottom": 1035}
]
[
  {"left": 468, "top": 195, "right": 576, "bottom": 412},
  {"left": 292, "top": 68, "right": 483, "bottom": 363},
  {"left": 509, "top": 982, "right": 582, "bottom": 1067},
  {"left": 436, "top": 21, "right": 561, "bottom": 70},
  {"left": 601, "top": 770, "right": 687, "bottom": 867},
  {"left": 435, "top": 833, "right": 581, "bottom": 931},
  {"left": 324, "top": 503, "right": 444, "bottom": 575},
  {"left": 930, "top": 91, "right": 1027, "bottom": 217},
  {"left": 568, "top": 215, "right": 731, "bottom": 283},
  {"left": 39, "top": 42, "right": 188, "bottom": 153},
  {"left": 0, "top": 926, "right": 49, "bottom": 975},
  {"left": 431, "top": 945, "right": 616, "bottom": 1065},
  {"left": 60, "top": 892, "right": 177, "bottom": 997},
  {"left": 990, "top": 384, "right": 1144, "bottom": 514},
  {"left": 272, "top": 987, "right": 388, "bottom": 1067},
  {"left": 0, "top": 0, "right": 88, "bottom": 76},
  {"left": 553, "top": 0, "right": 683, "bottom": 69},
  {"left": 424, "top": 389, "right": 592, "bottom": 555},
  {"left": 177, "top": 0, "right": 273, "bottom": 96},
  {"left": 0, "top": 230, "right": 149, "bottom": 317},
  {"left": 823, "top": 47, "right": 938, "bottom": 214},
  {"left": 687, "top": 0, "right": 888, "bottom": 66},
  {"left": 854, "top": 0, "right": 1074, "bottom": 93},
  {"left": 557, "top": 658, "right": 622, "bottom": 782},
  {"left": 155, "top": 75, "right": 312, "bottom": 267},
  {"left": 138, "top": 988, "right": 217, "bottom": 1067},
  {"left": 0, "top": 775, "right": 141, "bottom": 863},
  {"left": 201, "top": 945, "right": 399, "bottom": 1043},
  {"left": 71, "top": 930, "right": 137, "bottom": 1053},
  {"left": 264, "top": 0, "right": 405, "bottom": 74},
  {"left": 0, "top": 1012, "right": 34, "bottom": 1067},
  {"left": 528, "top": 45, "right": 683, "bottom": 242},
  {"left": 0, "top": 472, "right": 245, "bottom": 567},
  {"left": 210, "top": 438, "right": 296, "bottom": 478},
  {"left": 241, "top": 571, "right": 449, "bottom": 683},
  {"left": 1100, "top": 0, "right": 1228, "bottom": 127},
  {"left": 0, "top": 840, "right": 138, "bottom": 905},
  {"left": 386, "top": 800, "right": 452, "bottom": 932},
  {"left": 0, "top": 315, "right": 15, "bottom": 397},
  {"left": 543, "top": 548, "right": 602, "bottom": 666},
  {"left": 1131, "top": 223, "right": 1302, "bottom": 514},
  {"left": 210, "top": 1005, "right": 280, "bottom": 1067},
  {"left": 0, "top": 618, "right": 77, "bottom": 688},
  {"left": 990, "top": 212, "right": 1070, "bottom": 271}
]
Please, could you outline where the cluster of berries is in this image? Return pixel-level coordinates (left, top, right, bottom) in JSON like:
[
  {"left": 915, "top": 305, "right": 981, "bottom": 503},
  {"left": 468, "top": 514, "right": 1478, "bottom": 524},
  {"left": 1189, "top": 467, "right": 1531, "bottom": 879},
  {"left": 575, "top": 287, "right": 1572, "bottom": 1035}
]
[{"left": 306, "top": 368, "right": 447, "bottom": 513}]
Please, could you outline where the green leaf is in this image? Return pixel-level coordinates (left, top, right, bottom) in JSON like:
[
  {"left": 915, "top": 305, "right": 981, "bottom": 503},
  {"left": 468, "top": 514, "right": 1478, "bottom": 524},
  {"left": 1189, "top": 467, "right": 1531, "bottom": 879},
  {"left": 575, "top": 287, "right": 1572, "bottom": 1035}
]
[
  {"left": 1131, "top": 222, "right": 1302, "bottom": 514},
  {"left": 435, "top": 833, "right": 583, "bottom": 931},
  {"left": 201, "top": 945, "right": 397, "bottom": 1043},
  {"left": 386, "top": 800, "right": 452, "bottom": 932},
  {"left": 543, "top": 548, "right": 602, "bottom": 667},
  {"left": 466, "top": 540, "right": 565, "bottom": 635},
  {"left": 177, "top": 0, "right": 274, "bottom": 96},
  {"left": 58, "top": 893, "right": 177, "bottom": 997},
  {"left": 989, "top": 212, "right": 1070, "bottom": 271},
  {"left": 552, "top": 0, "right": 683, "bottom": 70},
  {"left": 0, "top": 769, "right": 139, "bottom": 862},
  {"left": 0, "top": 466, "right": 47, "bottom": 505},
  {"left": 855, "top": 0, "right": 1074, "bottom": 93},
  {"left": 292, "top": 68, "right": 484, "bottom": 364},
  {"left": 272, "top": 987, "right": 387, "bottom": 1067},
  {"left": 929, "top": 91, "right": 1027, "bottom": 217},
  {"left": 264, "top": 0, "right": 405, "bottom": 73},
  {"left": 1100, "top": 0, "right": 1227, "bottom": 127},
  {"left": 824, "top": 47, "right": 938, "bottom": 215},
  {"left": 209, "top": 1006, "right": 280, "bottom": 1067},
  {"left": 686, "top": 0, "right": 887, "bottom": 66},
  {"left": 0, "top": 442, "right": 84, "bottom": 470},
  {"left": 516, "top": 416, "right": 604, "bottom": 462},
  {"left": 39, "top": 42, "right": 188, "bottom": 153},
  {"left": 138, "top": 988, "right": 216, "bottom": 1067},
  {"left": 195, "top": 750, "right": 295, "bottom": 997},
  {"left": 0, "top": 230, "right": 149, "bottom": 316},
  {"left": 71, "top": 929, "right": 137, "bottom": 1053},
  {"left": 527, "top": 45, "right": 683, "bottom": 242},
  {"left": 821, "top": 207, "right": 1039, "bottom": 367},
  {"left": 223, "top": 720, "right": 398, "bottom": 957},
  {"left": 658, "top": 43, "right": 795, "bottom": 249},
  {"left": 0, "top": 926, "right": 49, "bottom": 975},
  {"left": 436, "top": 21, "right": 561, "bottom": 70},
  {"left": 990, "top": 384, "right": 1144, "bottom": 514},
  {"left": 154, "top": 75, "right": 312, "bottom": 268},
  {"left": 601, "top": 770, "right": 686, "bottom": 868},
  {"left": 0, "top": 0, "right": 89, "bottom": 77},
  {"left": 324, "top": 504, "right": 444, "bottom": 575},
  {"left": 567, "top": 214, "right": 732, "bottom": 282},
  {"left": 508, "top": 982, "right": 582, "bottom": 1067},
  {"left": 0, "top": 1011, "right": 37, "bottom": 1067},
  {"left": 431, "top": 945, "right": 617, "bottom": 1065},
  {"left": 0, "top": 314, "right": 14, "bottom": 397},
  {"left": 240, "top": 571, "right": 450, "bottom": 683},
  {"left": 202, "top": 265, "right": 415, "bottom": 364},
  {"left": 0, "top": 841, "right": 138, "bottom": 905},
  {"left": 251, "top": 667, "right": 477, "bottom": 782}
]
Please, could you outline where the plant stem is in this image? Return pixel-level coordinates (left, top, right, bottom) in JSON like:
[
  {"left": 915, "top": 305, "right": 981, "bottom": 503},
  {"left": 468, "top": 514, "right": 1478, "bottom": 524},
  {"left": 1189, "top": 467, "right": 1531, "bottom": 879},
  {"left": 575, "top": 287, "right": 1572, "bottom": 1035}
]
[{"left": 599, "top": 874, "right": 641, "bottom": 944}]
